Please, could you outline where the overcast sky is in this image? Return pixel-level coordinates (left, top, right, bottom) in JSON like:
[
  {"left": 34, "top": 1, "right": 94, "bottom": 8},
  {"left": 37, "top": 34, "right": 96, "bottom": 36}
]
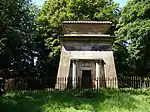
[{"left": 33, "top": 0, "right": 128, "bottom": 7}]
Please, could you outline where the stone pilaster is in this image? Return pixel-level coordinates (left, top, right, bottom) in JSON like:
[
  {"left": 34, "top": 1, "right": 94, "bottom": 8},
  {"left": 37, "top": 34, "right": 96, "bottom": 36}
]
[
  {"left": 95, "top": 60, "right": 100, "bottom": 88},
  {"left": 72, "top": 60, "right": 77, "bottom": 89},
  {"left": 96, "top": 60, "right": 100, "bottom": 78}
]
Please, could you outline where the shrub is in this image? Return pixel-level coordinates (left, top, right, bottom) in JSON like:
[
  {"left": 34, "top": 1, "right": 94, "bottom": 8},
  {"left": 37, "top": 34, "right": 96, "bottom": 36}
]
[{"left": 73, "top": 89, "right": 98, "bottom": 98}]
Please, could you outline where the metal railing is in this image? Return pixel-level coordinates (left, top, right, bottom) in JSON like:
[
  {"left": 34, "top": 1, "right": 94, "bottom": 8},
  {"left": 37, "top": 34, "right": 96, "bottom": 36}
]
[{"left": 3, "top": 76, "right": 150, "bottom": 91}]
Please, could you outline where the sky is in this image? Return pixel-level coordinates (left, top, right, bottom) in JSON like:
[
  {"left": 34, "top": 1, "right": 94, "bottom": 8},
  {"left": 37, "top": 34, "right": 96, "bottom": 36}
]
[{"left": 33, "top": 0, "right": 128, "bottom": 7}]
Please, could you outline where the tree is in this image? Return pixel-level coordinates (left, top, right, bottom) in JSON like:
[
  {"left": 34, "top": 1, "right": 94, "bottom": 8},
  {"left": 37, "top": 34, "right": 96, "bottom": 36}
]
[
  {"left": 0, "top": 0, "right": 39, "bottom": 78},
  {"left": 115, "top": 0, "right": 150, "bottom": 76},
  {"left": 37, "top": 0, "right": 120, "bottom": 76}
]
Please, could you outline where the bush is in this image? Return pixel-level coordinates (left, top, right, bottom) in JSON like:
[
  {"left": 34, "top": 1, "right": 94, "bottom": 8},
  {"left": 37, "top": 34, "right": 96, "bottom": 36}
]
[{"left": 73, "top": 89, "right": 98, "bottom": 98}]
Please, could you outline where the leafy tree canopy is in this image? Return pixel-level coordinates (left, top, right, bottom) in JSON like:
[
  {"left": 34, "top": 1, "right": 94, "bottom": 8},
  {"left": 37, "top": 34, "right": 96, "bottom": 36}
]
[
  {"left": 0, "top": 0, "right": 39, "bottom": 77},
  {"left": 37, "top": 0, "right": 120, "bottom": 75},
  {"left": 115, "top": 0, "right": 150, "bottom": 76}
]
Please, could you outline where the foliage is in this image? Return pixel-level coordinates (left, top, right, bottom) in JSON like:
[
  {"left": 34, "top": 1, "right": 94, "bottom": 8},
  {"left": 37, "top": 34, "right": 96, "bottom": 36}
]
[
  {"left": 2, "top": 0, "right": 150, "bottom": 89},
  {"left": 114, "top": 0, "right": 150, "bottom": 76},
  {"left": 36, "top": 0, "right": 120, "bottom": 75},
  {"left": 73, "top": 89, "right": 98, "bottom": 98},
  {"left": 1, "top": 89, "right": 150, "bottom": 112},
  {"left": 0, "top": 0, "right": 39, "bottom": 78}
]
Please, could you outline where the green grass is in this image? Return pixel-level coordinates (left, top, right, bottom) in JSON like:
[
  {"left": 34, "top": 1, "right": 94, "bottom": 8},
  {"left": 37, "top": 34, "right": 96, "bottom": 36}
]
[{"left": 1, "top": 88, "right": 150, "bottom": 112}]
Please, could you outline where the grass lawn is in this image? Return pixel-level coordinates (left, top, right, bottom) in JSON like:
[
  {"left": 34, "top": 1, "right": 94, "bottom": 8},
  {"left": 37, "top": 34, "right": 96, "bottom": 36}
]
[{"left": 0, "top": 88, "right": 150, "bottom": 112}]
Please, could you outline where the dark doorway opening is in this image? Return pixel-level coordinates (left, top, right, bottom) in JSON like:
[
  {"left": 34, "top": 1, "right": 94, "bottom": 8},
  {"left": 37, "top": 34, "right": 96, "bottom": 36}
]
[{"left": 82, "top": 70, "right": 93, "bottom": 88}]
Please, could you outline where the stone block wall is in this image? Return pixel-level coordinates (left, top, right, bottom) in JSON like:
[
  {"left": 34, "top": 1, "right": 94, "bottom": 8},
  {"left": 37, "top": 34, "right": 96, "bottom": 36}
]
[{"left": 55, "top": 39, "right": 118, "bottom": 89}]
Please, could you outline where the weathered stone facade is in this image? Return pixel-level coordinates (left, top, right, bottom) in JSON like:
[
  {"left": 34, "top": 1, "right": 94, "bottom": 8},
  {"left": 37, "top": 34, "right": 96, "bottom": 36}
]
[{"left": 55, "top": 21, "right": 118, "bottom": 89}]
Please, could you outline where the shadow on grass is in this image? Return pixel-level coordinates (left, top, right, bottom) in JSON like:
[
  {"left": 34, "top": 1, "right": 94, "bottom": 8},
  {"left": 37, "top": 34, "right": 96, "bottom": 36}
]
[{"left": 0, "top": 88, "right": 144, "bottom": 112}]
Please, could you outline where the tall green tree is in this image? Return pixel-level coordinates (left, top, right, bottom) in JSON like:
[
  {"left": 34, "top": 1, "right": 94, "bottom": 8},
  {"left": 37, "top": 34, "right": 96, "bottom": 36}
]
[
  {"left": 0, "top": 0, "right": 39, "bottom": 77},
  {"left": 37, "top": 0, "right": 120, "bottom": 76},
  {"left": 115, "top": 0, "right": 150, "bottom": 76}
]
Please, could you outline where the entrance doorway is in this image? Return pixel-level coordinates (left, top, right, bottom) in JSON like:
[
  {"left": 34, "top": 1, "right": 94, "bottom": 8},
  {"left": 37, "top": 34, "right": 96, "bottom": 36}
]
[{"left": 81, "top": 70, "right": 93, "bottom": 88}]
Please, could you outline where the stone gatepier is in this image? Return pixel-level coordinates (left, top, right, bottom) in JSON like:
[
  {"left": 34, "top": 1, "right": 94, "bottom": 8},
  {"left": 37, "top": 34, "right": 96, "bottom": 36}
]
[{"left": 55, "top": 21, "right": 118, "bottom": 89}]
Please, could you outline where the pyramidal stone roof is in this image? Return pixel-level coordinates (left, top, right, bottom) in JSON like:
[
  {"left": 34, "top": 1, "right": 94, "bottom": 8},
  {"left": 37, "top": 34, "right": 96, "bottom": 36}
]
[{"left": 62, "top": 21, "right": 112, "bottom": 24}]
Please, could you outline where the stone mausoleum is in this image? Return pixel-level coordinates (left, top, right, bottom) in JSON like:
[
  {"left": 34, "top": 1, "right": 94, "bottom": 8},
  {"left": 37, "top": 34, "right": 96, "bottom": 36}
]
[{"left": 55, "top": 21, "right": 118, "bottom": 89}]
